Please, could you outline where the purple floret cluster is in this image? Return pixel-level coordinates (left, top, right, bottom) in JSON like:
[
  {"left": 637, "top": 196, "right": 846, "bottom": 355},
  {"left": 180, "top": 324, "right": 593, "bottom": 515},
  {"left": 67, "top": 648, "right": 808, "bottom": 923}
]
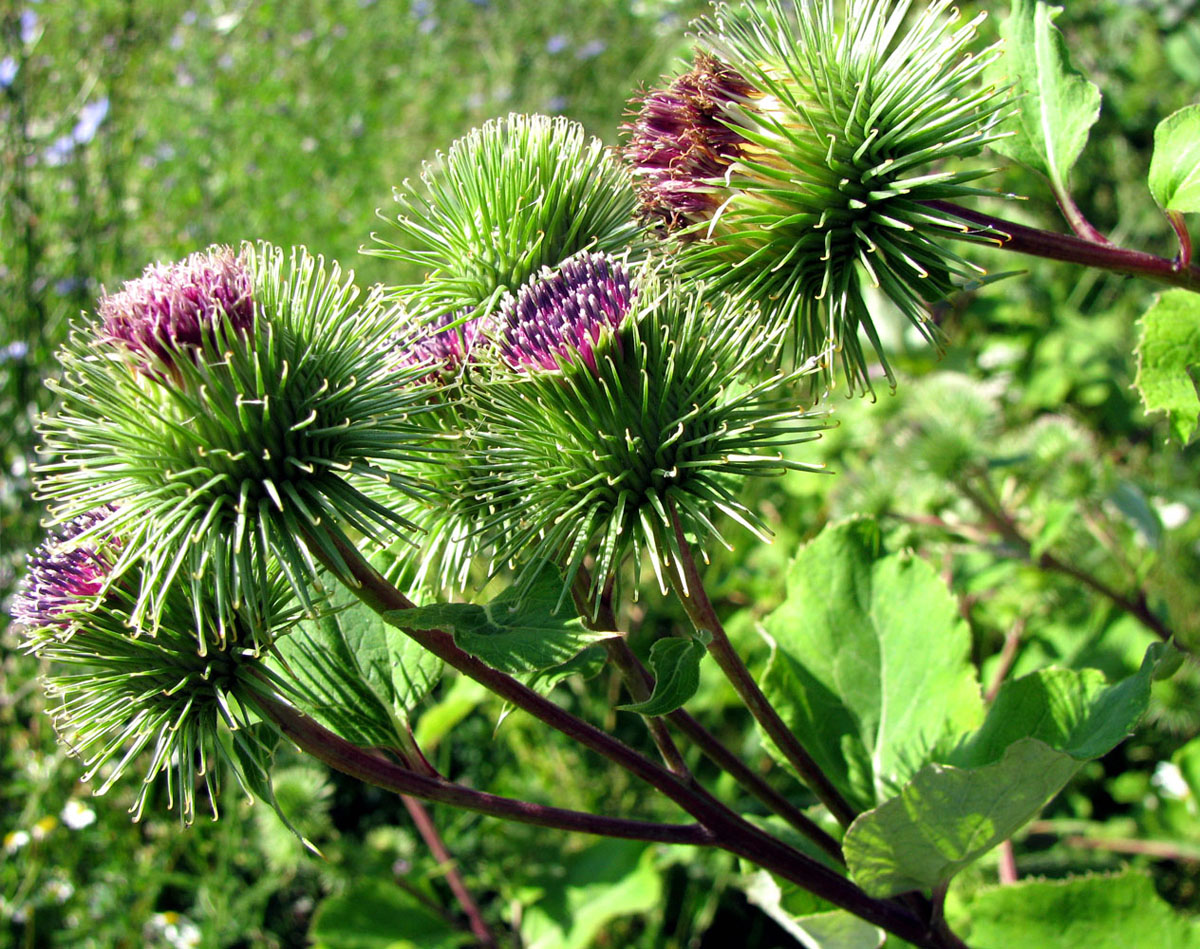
[
  {"left": 11, "top": 507, "right": 119, "bottom": 629},
  {"left": 397, "top": 305, "right": 490, "bottom": 380},
  {"left": 496, "top": 251, "right": 635, "bottom": 373},
  {"left": 623, "top": 53, "right": 759, "bottom": 234},
  {"left": 99, "top": 246, "right": 254, "bottom": 368}
]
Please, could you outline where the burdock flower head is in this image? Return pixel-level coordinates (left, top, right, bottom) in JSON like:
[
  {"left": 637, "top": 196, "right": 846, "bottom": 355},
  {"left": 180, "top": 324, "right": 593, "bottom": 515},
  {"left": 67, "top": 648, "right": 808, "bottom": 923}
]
[
  {"left": 624, "top": 0, "right": 1009, "bottom": 391},
  {"left": 497, "top": 251, "right": 635, "bottom": 373},
  {"left": 625, "top": 52, "right": 762, "bottom": 235},
  {"left": 10, "top": 506, "right": 119, "bottom": 630},
  {"left": 99, "top": 246, "right": 254, "bottom": 371},
  {"left": 35, "top": 243, "right": 442, "bottom": 646},
  {"left": 371, "top": 113, "right": 645, "bottom": 322},
  {"left": 469, "top": 260, "right": 827, "bottom": 605},
  {"left": 12, "top": 509, "right": 298, "bottom": 823}
]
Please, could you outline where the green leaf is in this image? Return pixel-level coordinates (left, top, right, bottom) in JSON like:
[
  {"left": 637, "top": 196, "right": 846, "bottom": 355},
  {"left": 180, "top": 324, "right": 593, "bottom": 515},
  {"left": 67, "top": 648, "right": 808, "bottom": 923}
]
[
  {"left": 412, "top": 675, "right": 490, "bottom": 752},
  {"left": 951, "top": 870, "right": 1200, "bottom": 949},
  {"left": 309, "top": 878, "right": 470, "bottom": 949},
  {"left": 761, "top": 518, "right": 984, "bottom": 810},
  {"left": 843, "top": 644, "right": 1167, "bottom": 897},
  {"left": 386, "top": 566, "right": 617, "bottom": 675},
  {"left": 519, "top": 839, "right": 662, "bottom": 949},
  {"left": 274, "top": 587, "right": 443, "bottom": 748},
  {"left": 744, "top": 871, "right": 884, "bottom": 949},
  {"left": 618, "top": 637, "right": 707, "bottom": 716},
  {"left": 990, "top": 0, "right": 1101, "bottom": 195},
  {"left": 1149, "top": 105, "right": 1200, "bottom": 212},
  {"left": 1135, "top": 289, "right": 1200, "bottom": 443},
  {"left": 527, "top": 646, "right": 608, "bottom": 695}
]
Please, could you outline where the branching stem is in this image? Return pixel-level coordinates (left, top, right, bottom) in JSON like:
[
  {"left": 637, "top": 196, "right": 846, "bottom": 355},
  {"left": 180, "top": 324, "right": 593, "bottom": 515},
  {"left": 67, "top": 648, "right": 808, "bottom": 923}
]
[
  {"left": 958, "top": 478, "right": 1175, "bottom": 645},
  {"left": 665, "top": 502, "right": 859, "bottom": 828},
  {"left": 574, "top": 571, "right": 845, "bottom": 865},
  {"left": 929, "top": 199, "right": 1200, "bottom": 293},
  {"left": 253, "top": 690, "right": 713, "bottom": 846},
  {"left": 298, "top": 529, "right": 946, "bottom": 947}
]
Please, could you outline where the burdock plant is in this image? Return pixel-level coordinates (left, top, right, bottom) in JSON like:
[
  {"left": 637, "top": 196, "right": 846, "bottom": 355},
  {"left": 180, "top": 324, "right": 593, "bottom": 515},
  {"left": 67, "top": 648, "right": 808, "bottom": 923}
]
[
  {"left": 12, "top": 1, "right": 1198, "bottom": 946},
  {"left": 625, "top": 0, "right": 1009, "bottom": 391}
]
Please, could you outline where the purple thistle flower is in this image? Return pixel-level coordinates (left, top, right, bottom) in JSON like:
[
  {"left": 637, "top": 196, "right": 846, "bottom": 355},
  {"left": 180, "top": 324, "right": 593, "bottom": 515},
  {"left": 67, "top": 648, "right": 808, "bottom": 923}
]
[
  {"left": 396, "top": 305, "right": 489, "bottom": 381},
  {"left": 99, "top": 246, "right": 254, "bottom": 370},
  {"left": 11, "top": 507, "right": 119, "bottom": 629},
  {"left": 497, "top": 252, "right": 635, "bottom": 373},
  {"left": 623, "top": 53, "right": 760, "bottom": 235}
]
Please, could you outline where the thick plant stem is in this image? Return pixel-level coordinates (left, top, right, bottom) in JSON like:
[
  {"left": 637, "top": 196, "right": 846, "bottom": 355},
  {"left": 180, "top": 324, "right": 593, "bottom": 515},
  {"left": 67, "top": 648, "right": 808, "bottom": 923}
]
[
  {"left": 401, "top": 794, "right": 496, "bottom": 947},
  {"left": 572, "top": 575, "right": 694, "bottom": 778},
  {"left": 577, "top": 575, "right": 845, "bottom": 865},
  {"left": 299, "top": 530, "right": 947, "bottom": 947},
  {"left": 929, "top": 199, "right": 1200, "bottom": 292},
  {"left": 666, "top": 504, "right": 859, "bottom": 829},
  {"left": 254, "top": 690, "right": 713, "bottom": 846}
]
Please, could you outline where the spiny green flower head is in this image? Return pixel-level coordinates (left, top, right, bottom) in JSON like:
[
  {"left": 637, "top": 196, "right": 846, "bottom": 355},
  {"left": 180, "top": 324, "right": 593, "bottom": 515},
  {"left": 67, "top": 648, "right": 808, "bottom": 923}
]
[
  {"left": 12, "top": 507, "right": 297, "bottom": 823},
  {"left": 370, "top": 113, "right": 646, "bottom": 321},
  {"left": 34, "top": 242, "right": 442, "bottom": 647},
  {"left": 624, "top": 0, "right": 1010, "bottom": 392},
  {"left": 469, "top": 253, "right": 828, "bottom": 605}
]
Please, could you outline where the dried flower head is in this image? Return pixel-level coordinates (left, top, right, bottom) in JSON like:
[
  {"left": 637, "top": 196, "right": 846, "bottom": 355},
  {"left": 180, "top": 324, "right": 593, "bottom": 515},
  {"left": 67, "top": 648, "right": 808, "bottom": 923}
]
[
  {"left": 496, "top": 251, "right": 635, "bottom": 373},
  {"left": 625, "top": 0, "right": 1009, "bottom": 392},
  {"left": 625, "top": 52, "right": 761, "bottom": 234},
  {"left": 99, "top": 246, "right": 253, "bottom": 371},
  {"left": 371, "top": 113, "right": 645, "bottom": 321}
]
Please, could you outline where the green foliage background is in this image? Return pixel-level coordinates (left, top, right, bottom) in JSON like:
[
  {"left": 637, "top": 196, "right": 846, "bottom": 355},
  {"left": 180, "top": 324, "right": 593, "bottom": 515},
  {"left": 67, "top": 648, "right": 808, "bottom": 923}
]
[{"left": 2, "top": 1, "right": 1200, "bottom": 946}]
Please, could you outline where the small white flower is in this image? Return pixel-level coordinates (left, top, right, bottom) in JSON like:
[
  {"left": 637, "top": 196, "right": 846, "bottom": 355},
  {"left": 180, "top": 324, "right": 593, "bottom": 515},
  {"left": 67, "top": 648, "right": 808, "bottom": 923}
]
[
  {"left": 61, "top": 799, "right": 96, "bottom": 830},
  {"left": 1157, "top": 502, "right": 1192, "bottom": 531},
  {"left": 44, "top": 877, "right": 74, "bottom": 904},
  {"left": 1152, "top": 761, "right": 1191, "bottom": 800},
  {"left": 149, "top": 911, "right": 202, "bottom": 949},
  {"left": 4, "top": 830, "right": 30, "bottom": 853}
]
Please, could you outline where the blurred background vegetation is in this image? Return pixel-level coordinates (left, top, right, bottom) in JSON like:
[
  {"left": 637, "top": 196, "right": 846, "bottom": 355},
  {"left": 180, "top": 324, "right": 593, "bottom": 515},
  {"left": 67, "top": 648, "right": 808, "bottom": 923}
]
[{"left": 3, "top": 1, "right": 1200, "bottom": 946}]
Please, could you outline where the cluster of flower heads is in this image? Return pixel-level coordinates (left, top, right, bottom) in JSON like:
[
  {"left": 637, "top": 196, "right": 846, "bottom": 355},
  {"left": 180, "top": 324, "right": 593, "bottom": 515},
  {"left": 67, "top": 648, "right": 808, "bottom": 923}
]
[{"left": 13, "top": 0, "right": 1016, "bottom": 822}]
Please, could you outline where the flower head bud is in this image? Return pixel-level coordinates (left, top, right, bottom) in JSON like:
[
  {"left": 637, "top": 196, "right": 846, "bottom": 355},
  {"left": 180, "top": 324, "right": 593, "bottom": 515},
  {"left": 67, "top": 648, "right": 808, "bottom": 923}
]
[
  {"left": 10, "top": 507, "right": 118, "bottom": 629},
  {"left": 20, "top": 555, "right": 300, "bottom": 823},
  {"left": 626, "top": 0, "right": 1010, "bottom": 392},
  {"left": 497, "top": 252, "right": 635, "bottom": 373},
  {"left": 99, "top": 246, "right": 253, "bottom": 371},
  {"left": 372, "top": 114, "right": 645, "bottom": 319}
]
